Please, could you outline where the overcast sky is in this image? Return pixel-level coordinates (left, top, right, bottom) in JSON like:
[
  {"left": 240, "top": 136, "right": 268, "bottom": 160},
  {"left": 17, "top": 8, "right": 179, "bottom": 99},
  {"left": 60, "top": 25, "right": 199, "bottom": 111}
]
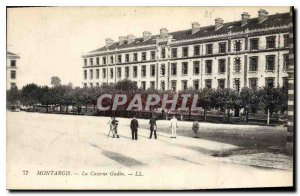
[{"left": 7, "top": 6, "right": 290, "bottom": 87}]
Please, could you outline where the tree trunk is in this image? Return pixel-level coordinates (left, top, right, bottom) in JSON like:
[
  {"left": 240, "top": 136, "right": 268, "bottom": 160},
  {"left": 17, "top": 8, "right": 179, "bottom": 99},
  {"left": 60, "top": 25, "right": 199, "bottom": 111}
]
[
  {"left": 267, "top": 108, "right": 270, "bottom": 125},
  {"left": 66, "top": 105, "right": 68, "bottom": 114},
  {"left": 227, "top": 108, "right": 230, "bottom": 123},
  {"left": 59, "top": 103, "right": 62, "bottom": 113},
  {"left": 46, "top": 105, "right": 49, "bottom": 113},
  {"left": 204, "top": 108, "right": 207, "bottom": 121}
]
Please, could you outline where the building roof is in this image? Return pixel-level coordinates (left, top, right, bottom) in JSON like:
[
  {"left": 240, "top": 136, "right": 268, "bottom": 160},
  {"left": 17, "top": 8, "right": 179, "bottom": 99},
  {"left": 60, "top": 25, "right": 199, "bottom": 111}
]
[{"left": 88, "top": 12, "right": 291, "bottom": 54}]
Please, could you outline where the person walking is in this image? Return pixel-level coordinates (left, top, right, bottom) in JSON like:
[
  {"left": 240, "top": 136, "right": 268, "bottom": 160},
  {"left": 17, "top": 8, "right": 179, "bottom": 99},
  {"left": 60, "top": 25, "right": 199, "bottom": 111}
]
[
  {"left": 149, "top": 116, "right": 157, "bottom": 139},
  {"left": 130, "top": 116, "right": 139, "bottom": 140},
  {"left": 192, "top": 120, "right": 199, "bottom": 138},
  {"left": 111, "top": 117, "right": 120, "bottom": 138},
  {"left": 170, "top": 115, "right": 178, "bottom": 138}
]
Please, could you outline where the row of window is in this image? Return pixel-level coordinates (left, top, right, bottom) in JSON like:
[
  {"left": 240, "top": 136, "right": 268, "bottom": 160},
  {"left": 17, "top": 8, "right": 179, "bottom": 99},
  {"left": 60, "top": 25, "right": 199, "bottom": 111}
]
[
  {"left": 84, "top": 34, "right": 289, "bottom": 66},
  {"left": 83, "top": 54, "right": 289, "bottom": 80},
  {"left": 84, "top": 77, "right": 287, "bottom": 92}
]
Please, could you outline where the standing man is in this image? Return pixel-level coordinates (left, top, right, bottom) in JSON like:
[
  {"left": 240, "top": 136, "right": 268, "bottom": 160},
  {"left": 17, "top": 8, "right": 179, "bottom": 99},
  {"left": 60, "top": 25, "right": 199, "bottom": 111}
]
[
  {"left": 192, "top": 120, "right": 199, "bottom": 138},
  {"left": 130, "top": 116, "right": 139, "bottom": 140},
  {"left": 111, "top": 117, "right": 120, "bottom": 138},
  {"left": 170, "top": 115, "right": 178, "bottom": 138},
  {"left": 149, "top": 116, "right": 157, "bottom": 139}
]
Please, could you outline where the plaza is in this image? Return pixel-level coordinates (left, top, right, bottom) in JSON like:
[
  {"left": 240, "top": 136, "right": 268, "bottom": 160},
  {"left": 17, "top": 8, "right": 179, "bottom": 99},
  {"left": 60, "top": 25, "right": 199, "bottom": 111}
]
[{"left": 7, "top": 111, "right": 293, "bottom": 190}]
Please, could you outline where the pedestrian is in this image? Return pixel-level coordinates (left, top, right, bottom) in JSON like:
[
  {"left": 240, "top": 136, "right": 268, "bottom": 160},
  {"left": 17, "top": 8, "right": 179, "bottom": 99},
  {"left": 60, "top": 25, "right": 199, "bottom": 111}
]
[
  {"left": 170, "top": 115, "right": 178, "bottom": 138},
  {"left": 111, "top": 117, "right": 120, "bottom": 138},
  {"left": 130, "top": 116, "right": 139, "bottom": 140},
  {"left": 149, "top": 116, "right": 157, "bottom": 139},
  {"left": 192, "top": 120, "right": 199, "bottom": 138}
]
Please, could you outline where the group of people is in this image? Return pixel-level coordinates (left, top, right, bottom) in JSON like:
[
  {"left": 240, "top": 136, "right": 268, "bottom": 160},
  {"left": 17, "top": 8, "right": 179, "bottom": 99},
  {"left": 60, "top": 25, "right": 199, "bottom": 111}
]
[{"left": 107, "top": 115, "right": 200, "bottom": 140}]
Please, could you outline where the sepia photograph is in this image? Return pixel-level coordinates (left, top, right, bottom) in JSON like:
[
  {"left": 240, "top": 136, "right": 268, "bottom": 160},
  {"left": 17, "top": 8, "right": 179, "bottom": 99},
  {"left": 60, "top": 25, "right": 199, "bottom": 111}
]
[{"left": 6, "top": 6, "right": 295, "bottom": 190}]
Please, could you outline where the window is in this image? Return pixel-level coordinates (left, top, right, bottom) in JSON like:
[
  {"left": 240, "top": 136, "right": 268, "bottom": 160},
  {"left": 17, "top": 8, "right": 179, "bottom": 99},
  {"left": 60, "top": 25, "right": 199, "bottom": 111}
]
[
  {"left": 96, "top": 69, "right": 100, "bottom": 79},
  {"left": 125, "top": 67, "right": 129, "bottom": 78},
  {"left": 194, "top": 45, "right": 200, "bottom": 56},
  {"left": 284, "top": 34, "right": 289, "bottom": 48},
  {"left": 266, "top": 78, "right": 274, "bottom": 88},
  {"left": 182, "top": 81, "right": 188, "bottom": 90},
  {"left": 205, "top": 60, "right": 212, "bottom": 74},
  {"left": 90, "top": 58, "right": 93, "bottom": 66},
  {"left": 103, "top": 57, "right": 106, "bottom": 65},
  {"left": 90, "top": 69, "right": 93, "bottom": 79},
  {"left": 182, "top": 62, "right": 188, "bottom": 75},
  {"left": 266, "top": 55, "right": 275, "bottom": 71},
  {"left": 283, "top": 54, "right": 289, "bottom": 71},
  {"left": 182, "top": 47, "right": 189, "bottom": 57},
  {"left": 141, "top": 65, "right": 146, "bottom": 77},
  {"left": 117, "top": 55, "right": 122, "bottom": 63},
  {"left": 161, "top": 81, "right": 165, "bottom": 91},
  {"left": 234, "top": 57, "right": 241, "bottom": 73},
  {"left": 161, "top": 64, "right": 165, "bottom": 76},
  {"left": 117, "top": 67, "right": 122, "bottom": 78},
  {"left": 150, "top": 81, "right": 155, "bottom": 89},
  {"left": 84, "top": 59, "right": 87, "bottom": 66},
  {"left": 110, "top": 68, "right": 113, "bottom": 78},
  {"left": 193, "top": 61, "right": 200, "bottom": 75},
  {"left": 102, "top": 68, "right": 106, "bottom": 79},
  {"left": 249, "top": 56, "right": 258, "bottom": 72},
  {"left": 151, "top": 51, "right": 156, "bottom": 60},
  {"left": 249, "top": 78, "right": 257, "bottom": 90},
  {"left": 133, "top": 53, "right": 138, "bottom": 61},
  {"left": 171, "top": 63, "right": 177, "bottom": 76},
  {"left": 219, "top": 42, "right": 226, "bottom": 54},
  {"left": 234, "top": 40, "right": 242, "bottom": 52},
  {"left": 110, "top": 56, "right": 114, "bottom": 64},
  {"left": 266, "top": 36, "right": 276, "bottom": 49},
  {"left": 84, "top": 70, "right": 87, "bottom": 80},
  {"left": 150, "top": 65, "right": 155, "bottom": 77},
  {"left": 218, "top": 79, "right": 225, "bottom": 89},
  {"left": 161, "top": 48, "right": 166, "bottom": 59},
  {"left": 96, "top": 82, "right": 99, "bottom": 87},
  {"left": 141, "top": 81, "right": 146, "bottom": 90},
  {"left": 11, "top": 83, "right": 16, "bottom": 89},
  {"left": 218, "top": 59, "right": 226, "bottom": 74},
  {"left": 171, "top": 81, "right": 177, "bottom": 92},
  {"left": 133, "top": 66, "right": 138, "bottom": 78},
  {"left": 250, "top": 38, "right": 259, "bottom": 50},
  {"left": 206, "top": 44, "right": 213, "bottom": 55},
  {"left": 234, "top": 78, "right": 240, "bottom": 92},
  {"left": 125, "top": 54, "right": 130, "bottom": 62},
  {"left": 193, "top": 80, "right": 199, "bottom": 90},
  {"left": 96, "top": 57, "right": 99, "bottom": 65},
  {"left": 171, "top": 48, "right": 177, "bottom": 58},
  {"left": 205, "top": 79, "right": 212, "bottom": 89},
  {"left": 142, "top": 52, "right": 147, "bottom": 61}
]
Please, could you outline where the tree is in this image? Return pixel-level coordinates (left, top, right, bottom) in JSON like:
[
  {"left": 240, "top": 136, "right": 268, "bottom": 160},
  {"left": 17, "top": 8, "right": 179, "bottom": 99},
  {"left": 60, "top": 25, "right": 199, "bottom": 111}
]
[
  {"left": 40, "top": 86, "right": 55, "bottom": 113},
  {"left": 199, "top": 88, "right": 214, "bottom": 120},
  {"left": 7, "top": 87, "right": 21, "bottom": 106},
  {"left": 239, "top": 87, "right": 260, "bottom": 122},
  {"left": 21, "top": 83, "right": 43, "bottom": 108},
  {"left": 51, "top": 76, "right": 61, "bottom": 87},
  {"left": 258, "top": 87, "right": 284, "bottom": 125}
]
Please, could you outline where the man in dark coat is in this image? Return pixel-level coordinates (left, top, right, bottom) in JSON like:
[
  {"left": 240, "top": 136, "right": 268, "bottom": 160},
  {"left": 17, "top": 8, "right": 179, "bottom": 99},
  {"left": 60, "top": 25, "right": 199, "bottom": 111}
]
[
  {"left": 149, "top": 116, "right": 157, "bottom": 139},
  {"left": 130, "top": 116, "right": 139, "bottom": 140}
]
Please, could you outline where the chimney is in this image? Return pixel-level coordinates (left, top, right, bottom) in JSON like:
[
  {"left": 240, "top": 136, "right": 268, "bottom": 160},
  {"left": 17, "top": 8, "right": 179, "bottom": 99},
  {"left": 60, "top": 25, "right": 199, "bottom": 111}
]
[
  {"left": 105, "top": 38, "right": 114, "bottom": 47},
  {"left": 143, "top": 31, "right": 152, "bottom": 41},
  {"left": 241, "top": 12, "right": 250, "bottom": 26},
  {"left": 258, "top": 9, "right": 268, "bottom": 23},
  {"left": 160, "top": 28, "right": 168, "bottom": 38},
  {"left": 215, "top": 18, "right": 224, "bottom": 30},
  {"left": 192, "top": 22, "right": 200, "bottom": 34},
  {"left": 127, "top": 34, "right": 135, "bottom": 44},
  {"left": 119, "top": 36, "right": 127, "bottom": 45}
]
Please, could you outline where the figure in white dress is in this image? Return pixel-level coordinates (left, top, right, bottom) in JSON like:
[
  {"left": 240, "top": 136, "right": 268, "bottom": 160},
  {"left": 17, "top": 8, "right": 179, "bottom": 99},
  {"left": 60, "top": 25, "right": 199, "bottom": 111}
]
[{"left": 170, "top": 116, "right": 178, "bottom": 138}]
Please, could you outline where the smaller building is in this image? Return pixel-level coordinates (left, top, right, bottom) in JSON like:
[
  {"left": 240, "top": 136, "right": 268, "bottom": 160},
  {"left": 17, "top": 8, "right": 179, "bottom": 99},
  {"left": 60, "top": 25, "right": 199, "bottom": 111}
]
[{"left": 7, "top": 51, "right": 20, "bottom": 90}]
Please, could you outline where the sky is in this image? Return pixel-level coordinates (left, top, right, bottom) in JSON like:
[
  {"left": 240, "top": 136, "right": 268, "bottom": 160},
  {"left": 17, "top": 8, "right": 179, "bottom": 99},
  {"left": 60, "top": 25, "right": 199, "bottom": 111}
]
[{"left": 7, "top": 6, "right": 290, "bottom": 87}]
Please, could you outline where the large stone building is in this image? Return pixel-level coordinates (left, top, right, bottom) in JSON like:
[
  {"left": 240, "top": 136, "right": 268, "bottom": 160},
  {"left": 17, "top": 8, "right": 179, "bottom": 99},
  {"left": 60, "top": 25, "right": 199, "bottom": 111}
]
[
  {"left": 82, "top": 9, "right": 291, "bottom": 92},
  {"left": 7, "top": 51, "right": 20, "bottom": 90}
]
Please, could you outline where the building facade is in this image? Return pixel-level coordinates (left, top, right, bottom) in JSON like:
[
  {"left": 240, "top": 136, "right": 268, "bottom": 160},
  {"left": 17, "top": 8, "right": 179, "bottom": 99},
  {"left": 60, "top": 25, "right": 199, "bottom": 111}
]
[
  {"left": 7, "top": 51, "right": 20, "bottom": 90},
  {"left": 82, "top": 9, "right": 291, "bottom": 92}
]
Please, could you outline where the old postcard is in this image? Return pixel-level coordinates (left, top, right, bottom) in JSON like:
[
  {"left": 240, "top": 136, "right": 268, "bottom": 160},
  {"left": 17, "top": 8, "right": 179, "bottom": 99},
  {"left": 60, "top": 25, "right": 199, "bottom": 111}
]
[{"left": 6, "top": 6, "right": 294, "bottom": 190}]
